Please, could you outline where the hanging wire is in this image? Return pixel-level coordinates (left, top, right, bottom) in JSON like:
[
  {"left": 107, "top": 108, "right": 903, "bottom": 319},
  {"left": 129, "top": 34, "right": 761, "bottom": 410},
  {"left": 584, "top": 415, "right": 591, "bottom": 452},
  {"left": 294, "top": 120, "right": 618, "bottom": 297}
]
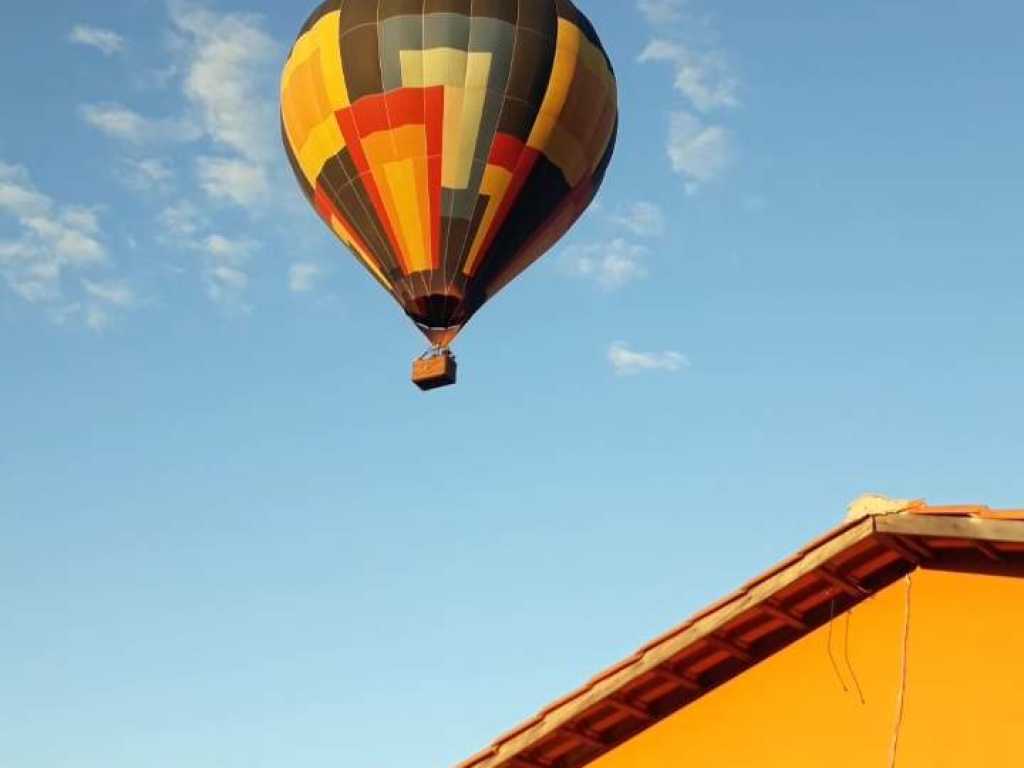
[
  {"left": 888, "top": 574, "right": 913, "bottom": 768},
  {"left": 844, "top": 611, "right": 866, "bottom": 705},
  {"left": 826, "top": 597, "right": 849, "bottom": 693}
]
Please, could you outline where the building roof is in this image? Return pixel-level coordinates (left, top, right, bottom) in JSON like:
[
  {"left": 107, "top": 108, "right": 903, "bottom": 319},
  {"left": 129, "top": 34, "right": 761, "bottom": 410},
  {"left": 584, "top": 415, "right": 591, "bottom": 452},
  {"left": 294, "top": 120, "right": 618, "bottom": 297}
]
[{"left": 457, "top": 499, "right": 1024, "bottom": 768}]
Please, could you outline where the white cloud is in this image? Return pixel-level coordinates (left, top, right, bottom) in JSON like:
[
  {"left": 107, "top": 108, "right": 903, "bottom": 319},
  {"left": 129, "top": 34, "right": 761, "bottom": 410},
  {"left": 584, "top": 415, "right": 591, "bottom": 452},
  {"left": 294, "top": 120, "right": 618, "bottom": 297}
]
[
  {"left": 288, "top": 262, "right": 323, "bottom": 293},
  {"left": 612, "top": 201, "right": 665, "bottom": 238},
  {"left": 563, "top": 238, "right": 648, "bottom": 290},
  {"left": 80, "top": 103, "right": 198, "bottom": 145},
  {"left": 639, "top": 40, "right": 738, "bottom": 114},
  {"left": 0, "top": 167, "right": 50, "bottom": 219},
  {"left": 0, "top": 247, "right": 62, "bottom": 303},
  {"left": 83, "top": 278, "right": 136, "bottom": 307},
  {"left": 637, "top": 0, "right": 685, "bottom": 25},
  {"left": 68, "top": 25, "right": 124, "bottom": 56},
  {"left": 169, "top": 2, "right": 278, "bottom": 164},
  {"left": 0, "top": 163, "right": 130, "bottom": 327},
  {"left": 70, "top": 5, "right": 287, "bottom": 317},
  {"left": 81, "top": 280, "right": 137, "bottom": 331},
  {"left": 0, "top": 167, "right": 108, "bottom": 273},
  {"left": 197, "top": 156, "right": 269, "bottom": 207},
  {"left": 22, "top": 217, "right": 107, "bottom": 266},
  {"left": 159, "top": 200, "right": 203, "bottom": 237},
  {"left": 608, "top": 342, "right": 689, "bottom": 376},
  {"left": 78, "top": 6, "right": 277, "bottom": 189},
  {"left": 201, "top": 234, "right": 254, "bottom": 308},
  {"left": 636, "top": 8, "right": 742, "bottom": 191},
  {"left": 61, "top": 207, "right": 101, "bottom": 235},
  {"left": 208, "top": 264, "right": 248, "bottom": 293},
  {"left": 120, "top": 158, "right": 174, "bottom": 191},
  {"left": 668, "top": 111, "right": 731, "bottom": 188},
  {"left": 160, "top": 4, "right": 280, "bottom": 218},
  {"left": 204, "top": 265, "right": 249, "bottom": 313},
  {"left": 80, "top": 104, "right": 147, "bottom": 142},
  {"left": 157, "top": 203, "right": 261, "bottom": 310},
  {"left": 204, "top": 234, "right": 253, "bottom": 262}
]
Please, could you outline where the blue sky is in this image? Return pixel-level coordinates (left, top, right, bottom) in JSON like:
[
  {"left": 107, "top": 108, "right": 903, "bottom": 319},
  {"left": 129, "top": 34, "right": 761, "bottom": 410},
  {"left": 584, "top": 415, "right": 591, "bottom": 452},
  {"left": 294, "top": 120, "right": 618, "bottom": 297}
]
[{"left": 3, "top": 0, "right": 1024, "bottom": 766}]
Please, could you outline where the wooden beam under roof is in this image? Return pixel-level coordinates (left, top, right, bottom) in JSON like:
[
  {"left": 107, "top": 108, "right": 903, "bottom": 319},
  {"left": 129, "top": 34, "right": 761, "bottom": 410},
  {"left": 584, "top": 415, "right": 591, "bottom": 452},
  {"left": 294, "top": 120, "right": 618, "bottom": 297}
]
[
  {"left": 561, "top": 725, "right": 608, "bottom": 751},
  {"left": 817, "top": 565, "right": 869, "bottom": 598},
  {"left": 972, "top": 540, "right": 1003, "bottom": 561},
  {"left": 896, "top": 534, "right": 935, "bottom": 560},
  {"left": 653, "top": 665, "right": 702, "bottom": 692},
  {"left": 760, "top": 600, "right": 807, "bottom": 631},
  {"left": 876, "top": 533, "right": 923, "bottom": 565},
  {"left": 607, "top": 696, "right": 654, "bottom": 722},
  {"left": 509, "top": 755, "right": 550, "bottom": 768},
  {"left": 706, "top": 634, "right": 754, "bottom": 664}
]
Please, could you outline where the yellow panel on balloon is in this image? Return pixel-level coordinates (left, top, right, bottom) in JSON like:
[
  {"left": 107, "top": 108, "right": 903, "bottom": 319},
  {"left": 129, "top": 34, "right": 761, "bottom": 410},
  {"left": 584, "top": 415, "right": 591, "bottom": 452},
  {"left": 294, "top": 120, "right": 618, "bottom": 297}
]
[
  {"left": 298, "top": 114, "right": 345, "bottom": 186},
  {"left": 528, "top": 20, "right": 581, "bottom": 151},
  {"left": 384, "top": 159, "right": 430, "bottom": 273},
  {"left": 313, "top": 12, "right": 348, "bottom": 109}
]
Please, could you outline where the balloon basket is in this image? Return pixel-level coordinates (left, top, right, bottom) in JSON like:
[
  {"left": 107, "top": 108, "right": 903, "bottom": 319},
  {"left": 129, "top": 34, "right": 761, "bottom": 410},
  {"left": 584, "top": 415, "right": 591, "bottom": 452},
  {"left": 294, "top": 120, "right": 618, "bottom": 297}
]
[{"left": 412, "top": 349, "right": 457, "bottom": 391}]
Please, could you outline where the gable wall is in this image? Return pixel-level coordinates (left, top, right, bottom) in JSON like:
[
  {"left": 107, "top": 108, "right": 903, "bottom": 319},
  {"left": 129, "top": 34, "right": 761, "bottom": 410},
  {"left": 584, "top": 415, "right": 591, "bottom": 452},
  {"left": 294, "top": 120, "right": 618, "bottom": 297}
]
[{"left": 588, "top": 566, "right": 1024, "bottom": 767}]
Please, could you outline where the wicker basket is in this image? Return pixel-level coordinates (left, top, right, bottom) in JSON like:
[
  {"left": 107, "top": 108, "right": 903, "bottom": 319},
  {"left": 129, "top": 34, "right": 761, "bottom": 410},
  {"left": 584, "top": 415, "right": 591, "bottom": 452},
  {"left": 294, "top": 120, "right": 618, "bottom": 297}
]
[{"left": 412, "top": 354, "right": 457, "bottom": 391}]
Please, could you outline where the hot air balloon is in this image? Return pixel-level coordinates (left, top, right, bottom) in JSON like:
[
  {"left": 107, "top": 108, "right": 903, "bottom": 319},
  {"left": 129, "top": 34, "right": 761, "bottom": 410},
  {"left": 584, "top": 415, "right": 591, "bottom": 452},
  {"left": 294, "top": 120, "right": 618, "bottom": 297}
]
[{"left": 280, "top": 0, "right": 618, "bottom": 390}]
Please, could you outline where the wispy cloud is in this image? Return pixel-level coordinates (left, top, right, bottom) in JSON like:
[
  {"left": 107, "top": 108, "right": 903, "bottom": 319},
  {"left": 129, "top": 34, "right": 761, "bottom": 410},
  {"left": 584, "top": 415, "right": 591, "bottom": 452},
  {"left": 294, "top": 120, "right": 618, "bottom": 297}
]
[
  {"left": 0, "top": 163, "right": 132, "bottom": 329},
  {"left": 171, "top": 4, "right": 278, "bottom": 158},
  {"left": 562, "top": 239, "right": 648, "bottom": 290},
  {"left": 637, "top": 0, "right": 685, "bottom": 25},
  {"left": 159, "top": 200, "right": 204, "bottom": 237},
  {"left": 81, "top": 278, "right": 137, "bottom": 331},
  {"left": 201, "top": 234, "right": 255, "bottom": 310},
  {"left": 82, "top": 278, "right": 136, "bottom": 307},
  {"left": 0, "top": 167, "right": 108, "bottom": 281},
  {"left": 119, "top": 157, "right": 175, "bottom": 192},
  {"left": 155, "top": 200, "right": 255, "bottom": 312},
  {"left": 288, "top": 262, "right": 323, "bottom": 293},
  {"left": 81, "top": 3, "right": 278, "bottom": 207},
  {"left": 197, "top": 156, "right": 269, "bottom": 207},
  {"left": 668, "top": 111, "right": 731, "bottom": 191},
  {"left": 612, "top": 201, "right": 666, "bottom": 238},
  {"left": 169, "top": 1, "right": 279, "bottom": 202},
  {"left": 608, "top": 342, "right": 690, "bottom": 376},
  {"left": 68, "top": 25, "right": 124, "bottom": 56},
  {"left": 73, "top": 3, "right": 283, "bottom": 312},
  {"left": 639, "top": 40, "right": 738, "bottom": 114},
  {"left": 80, "top": 103, "right": 199, "bottom": 145},
  {"left": 637, "top": 1, "right": 740, "bottom": 193},
  {"left": 81, "top": 104, "right": 146, "bottom": 142}
]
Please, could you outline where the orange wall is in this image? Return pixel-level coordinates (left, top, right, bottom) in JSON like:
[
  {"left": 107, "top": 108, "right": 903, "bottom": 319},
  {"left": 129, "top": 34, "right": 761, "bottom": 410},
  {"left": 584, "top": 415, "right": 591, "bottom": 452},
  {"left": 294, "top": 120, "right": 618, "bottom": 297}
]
[{"left": 589, "top": 567, "right": 1024, "bottom": 768}]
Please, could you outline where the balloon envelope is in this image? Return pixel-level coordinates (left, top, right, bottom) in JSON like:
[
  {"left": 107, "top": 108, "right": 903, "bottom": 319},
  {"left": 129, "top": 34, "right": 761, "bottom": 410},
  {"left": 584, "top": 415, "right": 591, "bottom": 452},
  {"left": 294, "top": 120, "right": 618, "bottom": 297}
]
[{"left": 281, "top": 0, "right": 618, "bottom": 345}]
